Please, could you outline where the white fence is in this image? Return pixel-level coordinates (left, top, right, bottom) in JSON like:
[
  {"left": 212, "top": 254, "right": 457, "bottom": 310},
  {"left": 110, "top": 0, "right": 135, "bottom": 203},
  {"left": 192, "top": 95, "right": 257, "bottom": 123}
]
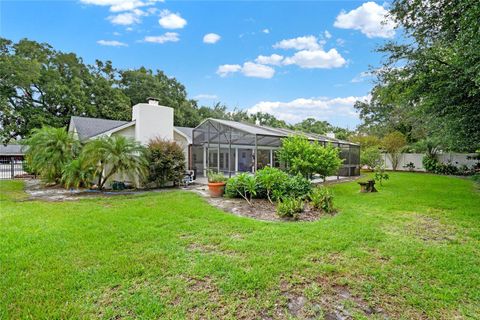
[{"left": 381, "top": 153, "right": 479, "bottom": 171}]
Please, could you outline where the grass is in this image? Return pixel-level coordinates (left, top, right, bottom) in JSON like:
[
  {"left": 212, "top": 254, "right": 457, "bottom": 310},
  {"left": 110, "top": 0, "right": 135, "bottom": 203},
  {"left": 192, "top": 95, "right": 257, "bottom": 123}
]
[{"left": 1, "top": 172, "right": 479, "bottom": 319}]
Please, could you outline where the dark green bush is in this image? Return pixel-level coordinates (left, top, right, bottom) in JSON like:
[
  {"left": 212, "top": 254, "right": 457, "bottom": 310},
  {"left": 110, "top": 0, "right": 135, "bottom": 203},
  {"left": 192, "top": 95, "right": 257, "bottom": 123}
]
[
  {"left": 423, "top": 155, "right": 461, "bottom": 175},
  {"left": 435, "top": 162, "right": 458, "bottom": 175},
  {"left": 309, "top": 186, "right": 335, "bottom": 213},
  {"left": 285, "top": 174, "right": 312, "bottom": 199},
  {"left": 147, "top": 138, "right": 185, "bottom": 187},
  {"left": 227, "top": 169, "right": 312, "bottom": 203},
  {"left": 422, "top": 155, "right": 439, "bottom": 172},
  {"left": 224, "top": 173, "right": 257, "bottom": 205},
  {"left": 276, "top": 197, "right": 304, "bottom": 220},
  {"left": 255, "top": 167, "right": 289, "bottom": 203}
]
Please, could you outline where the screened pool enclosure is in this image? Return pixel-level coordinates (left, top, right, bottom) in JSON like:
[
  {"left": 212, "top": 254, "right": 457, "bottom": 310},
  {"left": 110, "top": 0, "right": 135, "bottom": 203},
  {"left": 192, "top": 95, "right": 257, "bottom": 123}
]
[{"left": 192, "top": 118, "right": 360, "bottom": 177}]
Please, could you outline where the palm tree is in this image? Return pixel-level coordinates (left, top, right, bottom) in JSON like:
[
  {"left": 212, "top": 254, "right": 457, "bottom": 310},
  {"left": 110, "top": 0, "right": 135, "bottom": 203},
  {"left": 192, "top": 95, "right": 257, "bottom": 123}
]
[
  {"left": 61, "top": 158, "right": 95, "bottom": 189},
  {"left": 82, "top": 135, "right": 147, "bottom": 189},
  {"left": 22, "top": 127, "right": 80, "bottom": 183}
]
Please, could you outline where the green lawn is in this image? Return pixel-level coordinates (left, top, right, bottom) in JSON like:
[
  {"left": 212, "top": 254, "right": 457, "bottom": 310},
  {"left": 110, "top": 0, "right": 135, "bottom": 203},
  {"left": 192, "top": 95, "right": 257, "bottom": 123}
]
[{"left": 1, "top": 173, "right": 479, "bottom": 319}]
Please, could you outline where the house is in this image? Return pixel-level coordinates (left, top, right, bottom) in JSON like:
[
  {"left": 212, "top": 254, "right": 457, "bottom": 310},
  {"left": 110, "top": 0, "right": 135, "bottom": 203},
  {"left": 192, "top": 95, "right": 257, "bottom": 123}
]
[
  {"left": 69, "top": 98, "right": 360, "bottom": 178},
  {"left": 68, "top": 98, "right": 193, "bottom": 167}
]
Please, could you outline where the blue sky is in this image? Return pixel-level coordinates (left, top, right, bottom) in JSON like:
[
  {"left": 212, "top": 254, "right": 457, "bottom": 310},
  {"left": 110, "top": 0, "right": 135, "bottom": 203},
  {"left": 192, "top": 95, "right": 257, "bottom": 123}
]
[{"left": 1, "top": 0, "right": 398, "bottom": 129}]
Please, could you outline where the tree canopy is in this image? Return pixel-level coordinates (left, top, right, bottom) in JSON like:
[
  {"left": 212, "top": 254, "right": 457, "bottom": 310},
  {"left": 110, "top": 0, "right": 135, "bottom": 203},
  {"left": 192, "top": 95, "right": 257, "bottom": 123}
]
[
  {"left": 1, "top": 37, "right": 354, "bottom": 144},
  {"left": 355, "top": 0, "right": 480, "bottom": 152}
]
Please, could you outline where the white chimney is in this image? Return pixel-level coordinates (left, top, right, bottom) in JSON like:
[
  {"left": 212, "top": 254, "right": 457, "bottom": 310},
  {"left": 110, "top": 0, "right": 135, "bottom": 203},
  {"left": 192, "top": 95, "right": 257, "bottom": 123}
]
[
  {"left": 132, "top": 99, "right": 173, "bottom": 145},
  {"left": 147, "top": 97, "right": 159, "bottom": 106}
]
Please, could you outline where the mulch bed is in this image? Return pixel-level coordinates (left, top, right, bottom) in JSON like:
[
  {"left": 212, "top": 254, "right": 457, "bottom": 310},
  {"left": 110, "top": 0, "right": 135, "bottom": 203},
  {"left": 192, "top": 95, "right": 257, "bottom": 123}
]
[{"left": 195, "top": 188, "right": 331, "bottom": 222}]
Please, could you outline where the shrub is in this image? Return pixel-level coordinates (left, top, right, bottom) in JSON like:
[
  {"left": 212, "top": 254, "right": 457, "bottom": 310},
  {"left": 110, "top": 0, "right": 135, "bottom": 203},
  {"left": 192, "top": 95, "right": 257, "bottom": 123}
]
[
  {"left": 226, "top": 170, "right": 312, "bottom": 203},
  {"left": 225, "top": 173, "right": 257, "bottom": 205},
  {"left": 285, "top": 174, "right": 312, "bottom": 199},
  {"left": 61, "top": 158, "right": 95, "bottom": 189},
  {"left": 361, "top": 147, "right": 382, "bottom": 169},
  {"left": 277, "top": 135, "right": 343, "bottom": 179},
  {"left": 146, "top": 138, "right": 185, "bottom": 187},
  {"left": 422, "top": 154, "right": 439, "bottom": 172},
  {"left": 256, "top": 166, "right": 288, "bottom": 203},
  {"left": 403, "top": 162, "right": 415, "bottom": 171},
  {"left": 423, "top": 155, "right": 459, "bottom": 175},
  {"left": 457, "top": 164, "right": 475, "bottom": 176},
  {"left": 309, "top": 186, "right": 335, "bottom": 213},
  {"left": 276, "top": 197, "right": 304, "bottom": 220},
  {"left": 435, "top": 162, "right": 458, "bottom": 175},
  {"left": 22, "top": 127, "right": 80, "bottom": 183},
  {"left": 373, "top": 165, "right": 389, "bottom": 186},
  {"left": 207, "top": 170, "right": 227, "bottom": 183}
]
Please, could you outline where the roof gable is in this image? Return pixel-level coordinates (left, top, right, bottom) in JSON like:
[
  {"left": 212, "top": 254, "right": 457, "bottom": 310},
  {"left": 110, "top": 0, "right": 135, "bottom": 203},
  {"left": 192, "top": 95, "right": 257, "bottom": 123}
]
[{"left": 70, "top": 116, "right": 130, "bottom": 140}]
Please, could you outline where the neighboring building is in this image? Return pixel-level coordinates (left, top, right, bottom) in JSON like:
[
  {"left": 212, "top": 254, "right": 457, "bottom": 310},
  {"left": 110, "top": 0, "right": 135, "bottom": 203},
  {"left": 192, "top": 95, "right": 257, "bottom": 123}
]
[
  {"left": 0, "top": 144, "right": 26, "bottom": 179},
  {"left": 68, "top": 98, "right": 360, "bottom": 178}
]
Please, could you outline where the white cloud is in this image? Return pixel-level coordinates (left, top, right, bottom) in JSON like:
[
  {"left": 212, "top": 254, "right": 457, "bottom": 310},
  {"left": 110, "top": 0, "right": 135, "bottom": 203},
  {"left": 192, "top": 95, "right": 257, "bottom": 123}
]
[
  {"left": 334, "top": 2, "right": 396, "bottom": 38},
  {"left": 143, "top": 32, "right": 179, "bottom": 43},
  {"left": 97, "top": 39, "right": 128, "bottom": 46},
  {"left": 324, "top": 30, "right": 332, "bottom": 39},
  {"left": 80, "top": 0, "right": 163, "bottom": 12},
  {"left": 255, "top": 54, "right": 284, "bottom": 66},
  {"left": 108, "top": 11, "right": 142, "bottom": 25},
  {"left": 273, "top": 35, "right": 321, "bottom": 51},
  {"left": 158, "top": 10, "right": 187, "bottom": 29},
  {"left": 351, "top": 71, "right": 372, "bottom": 83},
  {"left": 194, "top": 94, "right": 219, "bottom": 100},
  {"left": 110, "top": 0, "right": 144, "bottom": 12},
  {"left": 262, "top": 28, "right": 270, "bottom": 34},
  {"left": 217, "top": 64, "right": 242, "bottom": 77},
  {"left": 241, "top": 62, "right": 275, "bottom": 79},
  {"left": 247, "top": 95, "right": 368, "bottom": 124},
  {"left": 203, "top": 33, "right": 221, "bottom": 44},
  {"left": 216, "top": 62, "right": 275, "bottom": 79},
  {"left": 283, "top": 49, "right": 346, "bottom": 69},
  {"left": 81, "top": 0, "right": 162, "bottom": 26}
]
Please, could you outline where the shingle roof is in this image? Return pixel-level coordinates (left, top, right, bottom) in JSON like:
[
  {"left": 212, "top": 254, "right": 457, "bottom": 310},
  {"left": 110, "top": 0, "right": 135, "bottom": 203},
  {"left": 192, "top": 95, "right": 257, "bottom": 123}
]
[
  {"left": 70, "top": 116, "right": 130, "bottom": 140},
  {"left": 174, "top": 126, "right": 193, "bottom": 141},
  {"left": 0, "top": 144, "right": 24, "bottom": 155}
]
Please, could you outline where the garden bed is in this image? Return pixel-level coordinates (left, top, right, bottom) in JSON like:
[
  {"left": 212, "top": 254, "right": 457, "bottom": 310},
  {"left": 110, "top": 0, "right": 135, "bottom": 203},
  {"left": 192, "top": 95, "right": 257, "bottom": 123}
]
[
  {"left": 193, "top": 186, "right": 330, "bottom": 222},
  {"left": 22, "top": 179, "right": 169, "bottom": 201}
]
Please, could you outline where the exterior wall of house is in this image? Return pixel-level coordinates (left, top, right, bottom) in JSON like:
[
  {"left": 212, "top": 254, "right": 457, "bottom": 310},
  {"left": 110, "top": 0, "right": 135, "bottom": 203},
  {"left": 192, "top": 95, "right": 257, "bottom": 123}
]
[
  {"left": 174, "top": 131, "right": 190, "bottom": 169},
  {"left": 132, "top": 103, "right": 173, "bottom": 145},
  {"left": 68, "top": 123, "right": 79, "bottom": 140},
  {"left": 112, "top": 125, "right": 135, "bottom": 139}
]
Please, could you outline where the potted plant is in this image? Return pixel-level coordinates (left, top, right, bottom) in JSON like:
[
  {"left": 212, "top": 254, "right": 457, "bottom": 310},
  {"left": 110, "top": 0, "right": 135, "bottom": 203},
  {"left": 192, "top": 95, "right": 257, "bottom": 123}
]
[{"left": 207, "top": 170, "right": 227, "bottom": 197}]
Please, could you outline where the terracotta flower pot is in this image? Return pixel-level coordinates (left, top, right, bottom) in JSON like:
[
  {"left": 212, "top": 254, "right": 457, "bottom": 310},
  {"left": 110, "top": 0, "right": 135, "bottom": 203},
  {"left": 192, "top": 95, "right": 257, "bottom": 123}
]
[{"left": 208, "top": 182, "right": 226, "bottom": 197}]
